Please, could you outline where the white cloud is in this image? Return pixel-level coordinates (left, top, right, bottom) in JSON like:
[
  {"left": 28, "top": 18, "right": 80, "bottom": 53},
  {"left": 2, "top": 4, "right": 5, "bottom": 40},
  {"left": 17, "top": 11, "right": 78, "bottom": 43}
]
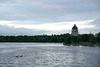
[{"left": 0, "top": 20, "right": 94, "bottom": 32}]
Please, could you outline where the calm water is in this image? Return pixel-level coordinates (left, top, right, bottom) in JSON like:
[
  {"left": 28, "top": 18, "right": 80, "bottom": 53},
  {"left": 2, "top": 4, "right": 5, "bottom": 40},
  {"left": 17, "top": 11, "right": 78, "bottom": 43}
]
[{"left": 0, "top": 43, "right": 100, "bottom": 67}]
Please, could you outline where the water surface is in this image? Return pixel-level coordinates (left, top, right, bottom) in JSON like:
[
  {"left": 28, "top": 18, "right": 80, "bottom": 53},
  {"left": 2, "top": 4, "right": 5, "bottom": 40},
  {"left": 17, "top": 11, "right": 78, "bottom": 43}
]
[{"left": 0, "top": 43, "right": 100, "bottom": 67}]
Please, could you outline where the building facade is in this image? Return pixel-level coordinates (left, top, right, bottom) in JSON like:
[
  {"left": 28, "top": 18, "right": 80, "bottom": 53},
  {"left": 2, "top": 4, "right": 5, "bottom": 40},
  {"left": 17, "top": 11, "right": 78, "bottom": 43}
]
[{"left": 71, "top": 24, "right": 79, "bottom": 36}]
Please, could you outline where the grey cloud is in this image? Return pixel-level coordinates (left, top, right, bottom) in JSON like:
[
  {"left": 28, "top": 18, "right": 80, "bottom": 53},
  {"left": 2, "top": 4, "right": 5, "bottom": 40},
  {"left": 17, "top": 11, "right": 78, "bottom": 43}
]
[
  {"left": 0, "top": 0, "right": 99, "bottom": 22},
  {"left": 0, "top": 25, "right": 46, "bottom": 36},
  {"left": 59, "top": 12, "right": 100, "bottom": 22},
  {"left": 0, "top": 25, "right": 70, "bottom": 35},
  {"left": 90, "top": 18, "right": 100, "bottom": 28},
  {"left": 80, "top": 18, "right": 100, "bottom": 34},
  {"left": 0, "top": 0, "right": 16, "bottom": 4},
  {"left": 79, "top": 28, "right": 100, "bottom": 34}
]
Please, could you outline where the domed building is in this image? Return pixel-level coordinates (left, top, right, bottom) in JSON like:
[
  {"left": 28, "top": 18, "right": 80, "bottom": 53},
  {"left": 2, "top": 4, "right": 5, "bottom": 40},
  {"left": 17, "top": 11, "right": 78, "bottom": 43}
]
[{"left": 71, "top": 24, "right": 79, "bottom": 36}]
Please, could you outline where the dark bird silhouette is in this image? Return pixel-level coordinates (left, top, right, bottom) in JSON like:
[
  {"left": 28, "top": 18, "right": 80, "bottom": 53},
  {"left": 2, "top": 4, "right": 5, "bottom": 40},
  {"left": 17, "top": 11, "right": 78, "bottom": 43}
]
[{"left": 15, "top": 55, "right": 23, "bottom": 57}]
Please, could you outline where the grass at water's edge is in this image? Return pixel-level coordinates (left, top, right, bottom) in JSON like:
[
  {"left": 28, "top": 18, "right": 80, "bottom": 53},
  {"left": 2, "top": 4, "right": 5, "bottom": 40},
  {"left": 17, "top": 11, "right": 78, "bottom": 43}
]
[{"left": 63, "top": 42, "right": 100, "bottom": 47}]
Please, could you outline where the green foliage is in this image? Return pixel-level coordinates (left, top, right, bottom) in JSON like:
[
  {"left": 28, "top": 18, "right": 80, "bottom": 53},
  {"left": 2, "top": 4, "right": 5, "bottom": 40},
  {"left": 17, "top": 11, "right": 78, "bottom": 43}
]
[
  {"left": 0, "top": 32, "right": 100, "bottom": 46},
  {"left": 0, "top": 33, "right": 70, "bottom": 43}
]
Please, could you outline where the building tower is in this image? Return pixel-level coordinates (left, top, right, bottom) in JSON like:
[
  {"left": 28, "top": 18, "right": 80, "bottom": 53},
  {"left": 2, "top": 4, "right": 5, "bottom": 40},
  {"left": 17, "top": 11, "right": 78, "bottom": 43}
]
[{"left": 71, "top": 24, "right": 79, "bottom": 36}]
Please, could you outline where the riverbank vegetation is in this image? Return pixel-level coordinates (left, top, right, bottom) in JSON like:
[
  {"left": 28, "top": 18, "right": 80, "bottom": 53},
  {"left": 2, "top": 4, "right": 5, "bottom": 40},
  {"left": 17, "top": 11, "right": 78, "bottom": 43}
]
[{"left": 0, "top": 32, "right": 100, "bottom": 46}]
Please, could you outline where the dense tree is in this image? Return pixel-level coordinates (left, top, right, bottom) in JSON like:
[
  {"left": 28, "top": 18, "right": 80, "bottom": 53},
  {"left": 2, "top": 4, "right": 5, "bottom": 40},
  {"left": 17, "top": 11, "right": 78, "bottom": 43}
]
[{"left": 0, "top": 32, "right": 100, "bottom": 46}]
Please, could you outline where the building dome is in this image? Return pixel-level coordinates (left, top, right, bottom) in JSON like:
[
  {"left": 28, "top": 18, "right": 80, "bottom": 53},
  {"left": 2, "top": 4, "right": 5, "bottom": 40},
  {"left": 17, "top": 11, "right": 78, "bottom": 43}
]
[
  {"left": 71, "top": 24, "right": 79, "bottom": 36},
  {"left": 72, "top": 24, "right": 78, "bottom": 30}
]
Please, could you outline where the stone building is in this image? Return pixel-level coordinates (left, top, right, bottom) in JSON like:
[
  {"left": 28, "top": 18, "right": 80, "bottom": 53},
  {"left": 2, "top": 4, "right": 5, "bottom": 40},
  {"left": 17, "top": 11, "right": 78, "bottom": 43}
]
[{"left": 71, "top": 24, "right": 79, "bottom": 36}]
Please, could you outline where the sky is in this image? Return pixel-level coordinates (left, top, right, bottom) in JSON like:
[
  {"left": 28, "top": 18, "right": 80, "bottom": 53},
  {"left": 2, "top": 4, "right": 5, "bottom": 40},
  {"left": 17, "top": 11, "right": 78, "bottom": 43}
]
[{"left": 0, "top": 0, "right": 100, "bottom": 35}]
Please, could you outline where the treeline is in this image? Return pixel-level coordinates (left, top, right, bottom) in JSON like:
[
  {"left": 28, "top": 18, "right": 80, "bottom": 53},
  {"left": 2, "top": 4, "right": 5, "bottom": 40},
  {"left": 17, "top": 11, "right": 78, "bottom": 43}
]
[
  {"left": 0, "top": 34, "right": 70, "bottom": 42},
  {"left": 64, "top": 33, "right": 100, "bottom": 46},
  {"left": 0, "top": 32, "right": 100, "bottom": 46}
]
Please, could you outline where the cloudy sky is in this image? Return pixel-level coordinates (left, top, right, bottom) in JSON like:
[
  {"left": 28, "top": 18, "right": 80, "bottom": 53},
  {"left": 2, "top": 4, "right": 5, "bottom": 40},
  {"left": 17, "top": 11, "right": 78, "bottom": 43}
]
[{"left": 0, "top": 0, "right": 100, "bottom": 35}]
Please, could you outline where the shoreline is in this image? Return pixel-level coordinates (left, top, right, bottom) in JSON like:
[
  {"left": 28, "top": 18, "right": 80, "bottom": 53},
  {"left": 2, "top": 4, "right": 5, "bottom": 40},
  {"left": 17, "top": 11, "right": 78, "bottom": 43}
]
[
  {"left": 0, "top": 42, "right": 100, "bottom": 47},
  {"left": 63, "top": 43, "right": 100, "bottom": 47},
  {"left": 0, "top": 42, "right": 63, "bottom": 44}
]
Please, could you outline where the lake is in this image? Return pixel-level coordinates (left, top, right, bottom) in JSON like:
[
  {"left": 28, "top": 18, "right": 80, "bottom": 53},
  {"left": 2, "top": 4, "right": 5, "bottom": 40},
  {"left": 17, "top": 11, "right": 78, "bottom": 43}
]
[{"left": 0, "top": 43, "right": 100, "bottom": 67}]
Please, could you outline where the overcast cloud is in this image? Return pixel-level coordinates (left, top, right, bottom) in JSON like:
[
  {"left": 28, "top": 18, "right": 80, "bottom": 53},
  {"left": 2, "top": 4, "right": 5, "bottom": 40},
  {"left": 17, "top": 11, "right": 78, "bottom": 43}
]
[{"left": 0, "top": 0, "right": 100, "bottom": 35}]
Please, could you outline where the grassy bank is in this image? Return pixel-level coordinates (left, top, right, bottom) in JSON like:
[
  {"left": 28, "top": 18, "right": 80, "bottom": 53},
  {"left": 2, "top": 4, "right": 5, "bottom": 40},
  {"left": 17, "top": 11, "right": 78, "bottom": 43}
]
[
  {"left": 63, "top": 42, "right": 100, "bottom": 47},
  {"left": 0, "top": 32, "right": 100, "bottom": 47}
]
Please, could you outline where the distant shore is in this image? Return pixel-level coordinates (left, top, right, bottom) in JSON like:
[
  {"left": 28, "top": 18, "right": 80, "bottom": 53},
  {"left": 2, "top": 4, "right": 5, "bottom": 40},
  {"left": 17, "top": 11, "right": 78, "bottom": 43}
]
[
  {"left": 63, "top": 42, "right": 100, "bottom": 47},
  {"left": 0, "top": 32, "right": 100, "bottom": 47}
]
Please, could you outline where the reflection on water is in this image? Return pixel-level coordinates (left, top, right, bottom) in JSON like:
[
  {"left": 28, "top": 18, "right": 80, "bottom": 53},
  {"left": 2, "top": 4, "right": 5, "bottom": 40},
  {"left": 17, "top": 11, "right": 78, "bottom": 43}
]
[{"left": 0, "top": 43, "right": 100, "bottom": 67}]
